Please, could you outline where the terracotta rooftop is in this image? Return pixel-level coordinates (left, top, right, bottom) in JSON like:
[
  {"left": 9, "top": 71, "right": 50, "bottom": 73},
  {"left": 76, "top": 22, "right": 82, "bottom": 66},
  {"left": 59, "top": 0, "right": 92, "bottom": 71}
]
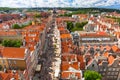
[
  {"left": 1, "top": 47, "right": 26, "bottom": 59},
  {"left": 62, "top": 54, "right": 76, "bottom": 61},
  {"left": 0, "top": 71, "right": 19, "bottom": 80},
  {"left": 108, "top": 55, "right": 115, "bottom": 65},
  {"left": 60, "top": 34, "right": 71, "bottom": 39},
  {"left": 61, "top": 71, "right": 81, "bottom": 79},
  {"left": 111, "top": 45, "right": 119, "bottom": 52},
  {"left": 103, "top": 52, "right": 109, "bottom": 57},
  {"left": 0, "top": 30, "right": 17, "bottom": 36}
]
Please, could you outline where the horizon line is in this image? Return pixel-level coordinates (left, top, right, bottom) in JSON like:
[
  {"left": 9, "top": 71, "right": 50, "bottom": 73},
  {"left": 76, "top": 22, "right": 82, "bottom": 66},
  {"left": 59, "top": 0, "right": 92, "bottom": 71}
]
[{"left": 0, "top": 7, "right": 120, "bottom": 10}]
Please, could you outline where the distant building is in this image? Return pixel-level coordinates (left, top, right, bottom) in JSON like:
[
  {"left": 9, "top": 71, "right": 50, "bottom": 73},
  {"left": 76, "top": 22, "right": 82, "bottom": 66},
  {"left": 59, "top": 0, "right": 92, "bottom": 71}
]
[{"left": 75, "top": 31, "right": 117, "bottom": 45}]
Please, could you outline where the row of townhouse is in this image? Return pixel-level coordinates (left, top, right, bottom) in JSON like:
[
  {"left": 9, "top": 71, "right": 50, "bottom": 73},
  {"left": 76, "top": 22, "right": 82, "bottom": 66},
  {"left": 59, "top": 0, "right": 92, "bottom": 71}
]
[
  {"left": 73, "top": 17, "right": 120, "bottom": 80},
  {"left": 84, "top": 44, "right": 120, "bottom": 80},
  {"left": 57, "top": 22, "right": 84, "bottom": 80},
  {"left": 0, "top": 18, "right": 32, "bottom": 29},
  {"left": 0, "top": 13, "right": 35, "bottom": 23},
  {"left": 0, "top": 14, "right": 21, "bottom": 22},
  {"left": 72, "top": 31, "right": 118, "bottom": 45},
  {"left": 84, "top": 13, "right": 120, "bottom": 34},
  {"left": 56, "top": 16, "right": 120, "bottom": 80},
  {"left": 106, "top": 12, "right": 120, "bottom": 18},
  {"left": 73, "top": 13, "right": 120, "bottom": 80},
  {"left": 0, "top": 16, "right": 47, "bottom": 80}
]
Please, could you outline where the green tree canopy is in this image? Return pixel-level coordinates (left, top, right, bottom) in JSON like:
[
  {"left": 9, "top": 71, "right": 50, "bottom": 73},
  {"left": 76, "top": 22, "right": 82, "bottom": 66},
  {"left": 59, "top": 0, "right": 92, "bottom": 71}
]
[
  {"left": 12, "top": 24, "right": 21, "bottom": 29},
  {"left": 66, "top": 21, "right": 74, "bottom": 32},
  {"left": 12, "top": 21, "right": 32, "bottom": 29},
  {"left": 2, "top": 39, "right": 22, "bottom": 47},
  {"left": 66, "top": 21, "right": 88, "bottom": 32},
  {"left": 34, "top": 13, "right": 41, "bottom": 18},
  {"left": 84, "top": 70, "right": 102, "bottom": 80}
]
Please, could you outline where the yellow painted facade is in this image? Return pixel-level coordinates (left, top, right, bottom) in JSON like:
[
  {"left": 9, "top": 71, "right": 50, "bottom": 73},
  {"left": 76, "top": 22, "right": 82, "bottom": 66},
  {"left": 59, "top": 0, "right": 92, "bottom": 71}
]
[{"left": 0, "top": 58, "right": 26, "bottom": 70}]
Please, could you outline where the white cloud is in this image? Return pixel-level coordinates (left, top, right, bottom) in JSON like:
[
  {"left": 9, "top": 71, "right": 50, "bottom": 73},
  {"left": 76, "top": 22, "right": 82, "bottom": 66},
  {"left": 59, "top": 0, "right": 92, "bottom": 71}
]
[{"left": 0, "top": 0, "right": 120, "bottom": 8}]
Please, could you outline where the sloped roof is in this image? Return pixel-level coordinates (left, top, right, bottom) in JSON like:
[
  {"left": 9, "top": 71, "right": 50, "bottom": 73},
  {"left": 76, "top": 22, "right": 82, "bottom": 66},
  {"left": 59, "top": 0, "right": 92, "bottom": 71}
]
[
  {"left": 61, "top": 71, "right": 81, "bottom": 79},
  {"left": 2, "top": 47, "right": 25, "bottom": 59}
]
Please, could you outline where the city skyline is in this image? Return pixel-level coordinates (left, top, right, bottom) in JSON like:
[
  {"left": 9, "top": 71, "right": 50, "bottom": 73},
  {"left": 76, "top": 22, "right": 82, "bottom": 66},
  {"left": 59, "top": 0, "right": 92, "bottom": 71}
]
[{"left": 0, "top": 0, "right": 120, "bottom": 9}]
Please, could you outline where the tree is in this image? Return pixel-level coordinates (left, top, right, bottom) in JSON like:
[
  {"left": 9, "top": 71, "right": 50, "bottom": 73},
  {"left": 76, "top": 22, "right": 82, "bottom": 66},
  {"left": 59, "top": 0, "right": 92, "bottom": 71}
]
[
  {"left": 66, "top": 21, "right": 88, "bottom": 32},
  {"left": 34, "top": 13, "right": 41, "bottom": 18},
  {"left": 84, "top": 70, "right": 102, "bottom": 80},
  {"left": 66, "top": 21, "right": 74, "bottom": 32},
  {"left": 2, "top": 39, "right": 22, "bottom": 47},
  {"left": 75, "top": 22, "right": 88, "bottom": 28},
  {"left": 12, "top": 24, "right": 21, "bottom": 29},
  {"left": 12, "top": 21, "right": 32, "bottom": 29}
]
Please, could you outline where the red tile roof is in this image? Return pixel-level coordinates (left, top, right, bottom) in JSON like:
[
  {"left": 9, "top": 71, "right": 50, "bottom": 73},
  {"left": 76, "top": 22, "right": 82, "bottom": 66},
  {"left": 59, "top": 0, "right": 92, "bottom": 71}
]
[
  {"left": 60, "top": 34, "right": 71, "bottom": 39},
  {"left": 61, "top": 72, "right": 81, "bottom": 79},
  {"left": 0, "top": 30, "right": 17, "bottom": 36},
  {"left": 62, "top": 54, "right": 76, "bottom": 61},
  {"left": 61, "top": 62, "right": 69, "bottom": 71},
  {"left": 108, "top": 55, "right": 115, "bottom": 65},
  {"left": 2, "top": 47, "right": 26, "bottom": 59},
  {"left": 77, "top": 55, "right": 84, "bottom": 63},
  {"left": 103, "top": 52, "right": 109, "bottom": 57},
  {"left": 111, "top": 45, "right": 119, "bottom": 52},
  {"left": 0, "top": 71, "right": 19, "bottom": 80}
]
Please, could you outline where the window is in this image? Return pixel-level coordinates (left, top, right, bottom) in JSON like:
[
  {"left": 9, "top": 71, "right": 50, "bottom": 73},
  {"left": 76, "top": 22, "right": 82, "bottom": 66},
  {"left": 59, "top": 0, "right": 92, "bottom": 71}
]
[
  {"left": 111, "top": 72, "right": 114, "bottom": 75},
  {"left": 14, "top": 61, "right": 16, "bottom": 64},
  {"left": 9, "top": 65, "right": 12, "bottom": 70},
  {"left": 116, "top": 68, "right": 119, "bottom": 71},
  {"left": 116, "top": 72, "right": 119, "bottom": 75},
  {"left": 103, "top": 68, "right": 106, "bottom": 71},
  {"left": 8, "top": 60, "right": 11, "bottom": 64},
  {"left": 113, "top": 68, "right": 115, "bottom": 71},
  {"left": 92, "top": 64, "right": 94, "bottom": 67},
  {"left": 100, "top": 69, "right": 103, "bottom": 71},
  {"left": 109, "top": 68, "right": 112, "bottom": 71},
  {"left": 14, "top": 66, "right": 18, "bottom": 70},
  {"left": 108, "top": 72, "right": 111, "bottom": 75},
  {"left": 2, "top": 60, "right": 5, "bottom": 64}
]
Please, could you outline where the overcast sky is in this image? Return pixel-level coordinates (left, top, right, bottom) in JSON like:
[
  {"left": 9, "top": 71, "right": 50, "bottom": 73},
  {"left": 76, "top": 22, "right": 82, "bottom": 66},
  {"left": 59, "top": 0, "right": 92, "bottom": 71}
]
[{"left": 0, "top": 0, "right": 120, "bottom": 9}]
